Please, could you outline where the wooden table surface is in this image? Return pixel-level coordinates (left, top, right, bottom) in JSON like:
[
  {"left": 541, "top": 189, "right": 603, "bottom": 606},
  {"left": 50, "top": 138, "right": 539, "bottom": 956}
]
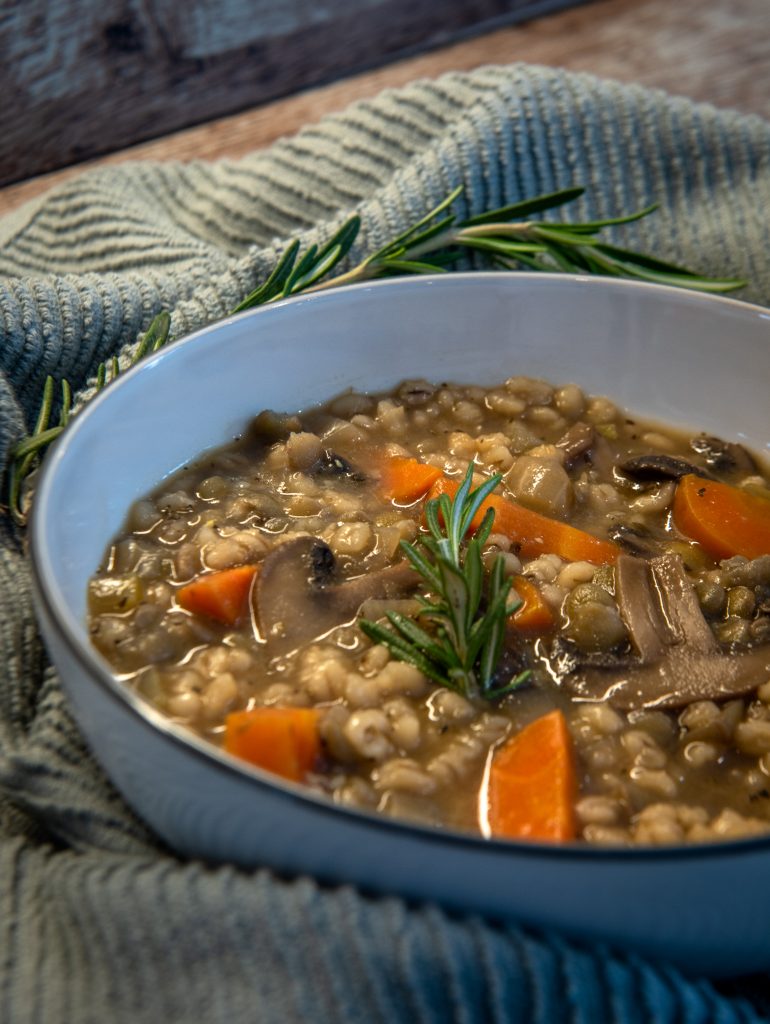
[{"left": 1, "top": 0, "right": 767, "bottom": 219}]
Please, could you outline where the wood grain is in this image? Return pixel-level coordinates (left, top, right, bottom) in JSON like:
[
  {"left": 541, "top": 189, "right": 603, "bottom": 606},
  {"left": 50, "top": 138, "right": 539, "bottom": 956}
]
[
  {"left": 0, "top": 0, "right": 587, "bottom": 186},
  {"left": 1, "top": 0, "right": 767, "bottom": 219}
]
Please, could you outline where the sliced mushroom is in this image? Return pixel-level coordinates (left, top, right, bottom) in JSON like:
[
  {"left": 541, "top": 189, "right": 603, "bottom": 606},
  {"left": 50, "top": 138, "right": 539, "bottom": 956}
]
[
  {"left": 255, "top": 536, "right": 417, "bottom": 654},
  {"left": 562, "top": 553, "right": 770, "bottom": 710},
  {"left": 309, "top": 449, "right": 365, "bottom": 481},
  {"left": 583, "top": 432, "right": 616, "bottom": 480},
  {"left": 618, "top": 454, "right": 714, "bottom": 483},
  {"left": 554, "top": 422, "right": 596, "bottom": 469},
  {"left": 651, "top": 553, "right": 718, "bottom": 654},
  {"left": 567, "top": 643, "right": 770, "bottom": 711},
  {"left": 397, "top": 380, "right": 436, "bottom": 406},
  {"left": 690, "top": 434, "right": 758, "bottom": 477},
  {"left": 613, "top": 555, "right": 672, "bottom": 663},
  {"left": 607, "top": 523, "right": 657, "bottom": 558},
  {"left": 540, "top": 636, "right": 636, "bottom": 678}
]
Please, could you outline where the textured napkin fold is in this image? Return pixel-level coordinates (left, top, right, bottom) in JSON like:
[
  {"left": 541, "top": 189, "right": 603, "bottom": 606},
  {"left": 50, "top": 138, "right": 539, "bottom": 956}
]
[{"left": 1, "top": 63, "right": 770, "bottom": 1023}]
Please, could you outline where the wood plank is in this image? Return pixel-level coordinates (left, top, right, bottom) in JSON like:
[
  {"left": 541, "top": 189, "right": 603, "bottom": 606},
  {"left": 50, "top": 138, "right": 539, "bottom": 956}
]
[
  {"left": 0, "top": 0, "right": 588, "bottom": 186},
  {"left": 1, "top": 0, "right": 767, "bottom": 219}
]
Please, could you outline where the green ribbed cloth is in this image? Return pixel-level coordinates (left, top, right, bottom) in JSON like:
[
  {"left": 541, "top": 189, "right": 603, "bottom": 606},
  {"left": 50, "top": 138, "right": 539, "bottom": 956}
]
[{"left": 1, "top": 65, "right": 770, "bottom": 1023}]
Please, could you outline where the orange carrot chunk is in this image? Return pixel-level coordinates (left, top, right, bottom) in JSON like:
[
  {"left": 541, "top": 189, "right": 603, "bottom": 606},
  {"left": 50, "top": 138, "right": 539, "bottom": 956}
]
[
  {"left": 177, "top": 564, "right": 258, "bottom": 625},
  {"left": 224, "top": 707, "right": 321, "bottom": 782},
  {"left": 426, "top": 476, "right": 619, "bottom": 565},
  {"left": 486, "top": 709, "right": 576, "bottom": 842},
  {"left": 379, "top": 456, "right": 443, "bottom": 505},
  {"left": 673, "top": 473, "right": 770, "bottom": 561},
  {"left": 510, "top": 576, "right": 555, "bottom": 631}
]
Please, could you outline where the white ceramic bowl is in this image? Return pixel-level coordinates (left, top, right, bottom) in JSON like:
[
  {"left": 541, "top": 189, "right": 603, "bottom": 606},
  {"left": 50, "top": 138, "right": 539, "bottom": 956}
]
[{"left": 30, "top": 274, "right": 770, "bottom": 976}]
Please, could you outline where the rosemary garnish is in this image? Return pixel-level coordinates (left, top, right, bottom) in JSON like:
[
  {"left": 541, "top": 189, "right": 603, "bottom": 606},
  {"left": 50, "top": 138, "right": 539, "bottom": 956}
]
[
  {"left": 304, "top": 185, "right": 746, "bottom": 295},
  {"left": 360, "top": 465, "right": 530, "bottom": 701},
  {"left": 4, "top": 185, "right": 746, "bottom": 525},
  {"left": 5, "top": 312, "right": 171, "bottom": 526}
]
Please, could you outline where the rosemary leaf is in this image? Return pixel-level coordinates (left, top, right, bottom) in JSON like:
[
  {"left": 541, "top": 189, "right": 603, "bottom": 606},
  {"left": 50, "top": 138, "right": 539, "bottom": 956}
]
[
  {"left": 463, "top": 185, "right": 585, "bottom": 227},
  {"left": 587, "top": 248, "right": 746, "bottom": 292},
  {"left": 594, "top": 240, "right": 736, "bottom": 277},
  {"left": 393, "top": 214, "right": 456, "bottom": 252},
  {"left": 436, "top": 558, "right": 470, "bottom": 649},
  {"left": 33, "top": 376, "right": 55, "bottom": 436},
  {"left": 288, "top": 245, "right": 346, "bottom": 292},
  {"left": 486, "top": 669, "right": 532, "bottom": 700},
  {"left": 11, "top": 426, "right": 65, "bottom": 463},
  {"left": 317, "top": 214, "right": 361, "bottom": 264},
  {"left": 134, "top": 311, "right": 171, "bottom": 361},
  {"left": 531, "top": 224, "right": 608, "bottom": 248},
  {"left": 456, "top": 237, "right": 549, "bottom": 258},
  {"left": 559, "top": 203, "right": 659, "bottom": 232},
  {"left": 283, "top": 243, "right": 320, "bottom": 295},
  {"left": 541, "top": 241, "right": 584, "bottom": 274},
  {"left": 457, "top": 473, "right": 500, "bottom": 545},
  {"left": 493, "top": 252, "right": 547, "bottom": 272},
  {"left": 474, "top": 507, "right": 497, "bottom": 547},
  {"left": 358, "top": 619, "right": 449, "bottom": 685},
  {"left": 464, "top": 539, "right": 484, "bottom": 632},
  {"left": 231, "top": 239, "right": 301, "bottom": 312},
  {"left": 59, "top": 380, "right": 72, "bottom": 428},
  {"left": 382, "top": 258, "right": 449, "bottom": 275},
  {"left": 400, "top": 542, "right": 442, "bottom": 593},
  {"left": 385, "top": 612, "right": 456, "bottom": 667},
  {"left": 370, "top": 185, "right": 462, "bottom": 259}
]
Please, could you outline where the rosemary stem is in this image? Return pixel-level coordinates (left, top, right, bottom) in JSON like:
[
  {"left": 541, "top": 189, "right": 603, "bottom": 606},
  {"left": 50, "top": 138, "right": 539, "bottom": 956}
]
[
  {"left": 455, "top": 222, "right": 533, "bottom": 240},
  {"left": 396, "top": 226, "right": 460, "bottom": 261},
  {"left": 306, "top": 224, "right": 462, "bottom": 291},
  {"left": 12, "top": 426, "right": 65, "bottom": 461},
  {"left": 303, "top": 263, "right": 374, "bottom": 294}
]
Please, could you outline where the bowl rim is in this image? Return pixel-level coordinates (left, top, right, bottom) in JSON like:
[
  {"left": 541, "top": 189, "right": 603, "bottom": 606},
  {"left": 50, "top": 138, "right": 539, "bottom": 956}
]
[{"left": 30, "top": 271, "right": 770, "bottom": 863}]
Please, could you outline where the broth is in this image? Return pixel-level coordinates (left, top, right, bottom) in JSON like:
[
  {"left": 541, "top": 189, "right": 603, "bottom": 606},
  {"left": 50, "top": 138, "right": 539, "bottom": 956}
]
[{"left": 88, "top": 375, "right": 770, "bottom": 845}]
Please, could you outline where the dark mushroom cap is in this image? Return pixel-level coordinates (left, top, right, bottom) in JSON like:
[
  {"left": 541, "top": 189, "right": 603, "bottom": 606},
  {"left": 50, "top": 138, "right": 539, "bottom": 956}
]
[
  {"left": 617, "top": 454, "right": 714, "bottom": 483},
  {"left": 554, "top": 422, "right": 596, "bottom": 469},
  {"left": 309, "top": 449, "right": 365, "bottom": 481},
  {"left": 255, "top": 536, "right": 417, "bottom": 654},
  {"left": 690, "top": 434, "right": 758, "bottom": 477}
]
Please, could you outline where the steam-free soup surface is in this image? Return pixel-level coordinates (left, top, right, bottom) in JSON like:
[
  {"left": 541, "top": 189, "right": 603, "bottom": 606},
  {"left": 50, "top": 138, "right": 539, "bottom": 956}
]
[{"left": 88, "top": 375, "right": 770, "bottom": 846}]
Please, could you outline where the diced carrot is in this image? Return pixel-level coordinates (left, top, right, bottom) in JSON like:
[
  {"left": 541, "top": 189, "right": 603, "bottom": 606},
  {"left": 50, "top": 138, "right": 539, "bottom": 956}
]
[
  {"left": 177, "top": 564, "right": 258, "bottom": 625},
  {"left": 486, "top": 709, "right": 576, "bottom": 842},
  {"left": 673, "top": 473, "right": 770, "bottom": 561},
  {"left": 510, "top": 576, "right": 555, "bottom": 631},
  {"left": 379, "top": 456, "right": 443, "bottom": 504},
  {"left": 224, "top": 707, "right": 321, "bottom": 782},
  {"left": 426, "top": 476, "right": 619, "bottom": 565}
]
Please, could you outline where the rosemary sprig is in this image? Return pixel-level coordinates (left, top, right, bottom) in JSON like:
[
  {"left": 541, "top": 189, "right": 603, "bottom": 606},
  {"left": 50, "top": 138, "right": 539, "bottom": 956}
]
[
  {"left": 4, "top": 184, "right": 747, "bottom": 526},
  {"left": 306, "top": 185, "right": 746, "bottom": 295},
  {"left": 360, "top": 465, "right": 530, "bottom": 701},
  {"left": 6, "top": 312, "right": 171, "bottom": 526}
]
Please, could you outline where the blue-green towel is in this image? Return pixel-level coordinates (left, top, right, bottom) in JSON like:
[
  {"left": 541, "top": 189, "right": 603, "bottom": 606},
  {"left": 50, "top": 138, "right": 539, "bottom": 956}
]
[{"left": 1, "top": 64, "right": 770, "bottom": 1023}]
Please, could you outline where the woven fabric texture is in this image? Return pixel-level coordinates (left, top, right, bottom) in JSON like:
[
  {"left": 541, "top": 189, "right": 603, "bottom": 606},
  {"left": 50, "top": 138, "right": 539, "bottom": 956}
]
[{"left": 1, "top": 64, "right": 770, "bottom": 1023}]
